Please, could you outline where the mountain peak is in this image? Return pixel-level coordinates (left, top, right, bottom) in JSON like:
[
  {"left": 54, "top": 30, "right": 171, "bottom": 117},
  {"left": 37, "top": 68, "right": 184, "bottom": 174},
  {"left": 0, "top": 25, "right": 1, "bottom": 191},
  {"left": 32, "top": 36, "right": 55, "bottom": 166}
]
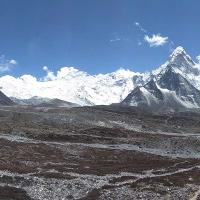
[
  {"left": 171, "top": 46, "right": 186, "bottom": 56},
  {"left": 153, "top": 46, "right": 197, "bottom": 77},
  {"left": 167, "top": 46, "right": 195, "bottom": 73},
  {"left": 168, "top": 46, "right": 194, "bottom": 66},
  {"left": 170, "top": 46, "right": 189, "bottom": 61}
]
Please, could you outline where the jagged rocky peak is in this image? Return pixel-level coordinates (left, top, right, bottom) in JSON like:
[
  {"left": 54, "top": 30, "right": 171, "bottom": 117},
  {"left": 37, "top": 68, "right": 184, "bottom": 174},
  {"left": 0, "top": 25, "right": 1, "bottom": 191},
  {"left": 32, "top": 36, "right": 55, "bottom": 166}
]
[
  {"left": 157, "top": 66, "right": 200, "bottom": 101},
  {"left": 169, "top": 46, "right": 195, "bottom": 66},
  {"left": 170, "top": 46, "right": 187, "bottom": 57},
  {"left": 121, "top": 86, "right": 146, "bottom": 107},
  {"left": 144, "top": 79, "right": 163, "bottom": 100},
  {"left": 157, "top": 65, "right": 184, "bottom": 91},
  {"left": 153, "top": 46, "right": 200, "bottom": 78},
  {"left": 121, "top": 59, "right": 200, "bottom": 111}
]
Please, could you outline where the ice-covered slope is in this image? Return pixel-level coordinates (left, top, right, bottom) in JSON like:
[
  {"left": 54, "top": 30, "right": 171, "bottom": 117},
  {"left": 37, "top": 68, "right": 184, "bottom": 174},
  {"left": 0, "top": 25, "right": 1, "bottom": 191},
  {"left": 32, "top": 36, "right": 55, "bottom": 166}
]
[
  {"left": 153, "top": 46, "right": 196, "bottom": 74},
  {"left": 0, "top": 68, "right": 142, "bottom": 106},
  {"left": 122, "top": 47, "right": 200, "bottom": 111},
  {"left": 122, "top": 67, "right": 200, "bottom": 111},
  {"left": 153, "top": 46, "right": 200, "bottom": 89}
]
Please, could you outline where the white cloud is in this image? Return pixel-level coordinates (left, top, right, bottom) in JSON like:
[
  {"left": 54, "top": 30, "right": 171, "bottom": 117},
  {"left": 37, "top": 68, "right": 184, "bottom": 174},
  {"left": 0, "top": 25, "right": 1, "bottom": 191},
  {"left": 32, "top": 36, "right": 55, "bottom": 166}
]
[
  {"left": 144, "top": 34, "right": 168, "bottom": 47},
  {"left": 9, "top": 59, "right": 17, "bottom": 65},
  {"left": 43, "top": 66, "right": 48, "bottom": 71},
  {"left": 0, "top": 55, "right": 17, "bottom": 73},
  {"left": 134, "top": 22, "right": 170, "bottom": 48},
  {"left": 42, "top": 66, "right": 56, "bottom": 81},
  {"left": 135, "top": 22, "right": 139, "bottom": 26}
]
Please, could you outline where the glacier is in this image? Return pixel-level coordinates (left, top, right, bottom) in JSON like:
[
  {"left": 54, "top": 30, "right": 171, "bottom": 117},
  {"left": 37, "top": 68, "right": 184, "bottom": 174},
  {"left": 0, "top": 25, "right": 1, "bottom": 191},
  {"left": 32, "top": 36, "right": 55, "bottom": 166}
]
[{"left": 0, "top": 46, "right": 200, "bottom": 106}]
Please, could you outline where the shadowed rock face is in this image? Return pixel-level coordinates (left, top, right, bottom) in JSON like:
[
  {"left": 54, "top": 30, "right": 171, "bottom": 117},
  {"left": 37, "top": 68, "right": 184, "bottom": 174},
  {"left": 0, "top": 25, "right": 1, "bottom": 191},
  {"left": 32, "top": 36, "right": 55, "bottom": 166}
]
[
  {"left": 121, "top": 86, "right": 147, "bottom": 106},
  {"left": 0, "top": 105, "right": 200, "bottom": 199},
  {"left": 122, "top": 66, "right": 200, "bottom": 111},
  {"left": 0, "top": 90, "right": 14, "bottom": 105},
  {"left": 121, "top": 47, "right": 200, "bottom": 112},
  {"left": 144, "top": 79, "right": 164, "bottom": 100},
  {"left": 158, "top": 66, "right": 200, "bottom": 105}
]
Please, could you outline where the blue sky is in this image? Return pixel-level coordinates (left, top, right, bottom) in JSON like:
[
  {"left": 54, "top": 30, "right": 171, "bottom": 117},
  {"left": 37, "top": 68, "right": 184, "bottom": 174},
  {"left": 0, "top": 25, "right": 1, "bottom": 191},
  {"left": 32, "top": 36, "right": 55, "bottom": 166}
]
[{"left": 0, "top": 0, "right": 200, "bottom": 77}]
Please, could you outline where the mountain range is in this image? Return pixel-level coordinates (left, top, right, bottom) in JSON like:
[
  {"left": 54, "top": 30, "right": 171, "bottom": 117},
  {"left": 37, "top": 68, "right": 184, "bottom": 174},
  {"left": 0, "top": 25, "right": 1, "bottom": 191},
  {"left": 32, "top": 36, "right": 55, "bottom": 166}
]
[
  {"left": 0, "top": 46, "right": 200, "bottom": 111},
  {"left": 10, "top": 96, "right": 79, "bottom": 108}
]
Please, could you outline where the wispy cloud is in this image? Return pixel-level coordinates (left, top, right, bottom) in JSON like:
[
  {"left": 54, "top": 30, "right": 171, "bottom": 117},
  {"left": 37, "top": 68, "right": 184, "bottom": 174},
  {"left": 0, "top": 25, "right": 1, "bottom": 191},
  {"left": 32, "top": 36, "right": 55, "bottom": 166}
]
[
  {"left": 9, "top": 59, "right": 17, "bottom": 65},
  {"left": 168, "top": 41, "right": 175, "bottom": 52},
  {"left": 110, "top": 38, "right": 121, "bottom": 42},
  {"left": 137, "top": 40, "right": 142, "bottom": 46},
  {"left": 109, "top": 32, "right": 122, "bottom": 43},
  {"left": 144, "top": 34, "right": 168, "bottom": 47},
  {"left": 109, "top": 33, "right": 129, "bottom": 43},
  {"left": 134, "top": 22, "right": 147, "bottom": 33},
  {"left": 0, "top": 55, "right": 17, "bottom": 73},
  {"left": 134, "top": 21, "right": 171, "bottom": 48}
]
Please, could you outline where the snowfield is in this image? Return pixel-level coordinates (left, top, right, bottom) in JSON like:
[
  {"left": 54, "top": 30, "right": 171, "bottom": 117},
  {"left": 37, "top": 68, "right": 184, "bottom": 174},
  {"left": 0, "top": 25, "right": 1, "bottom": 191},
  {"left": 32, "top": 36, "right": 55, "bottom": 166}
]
[
  {"left": 0, "top": 67, "right": 141, "bottom": 106},
  {"left": 0, "top": 46, "right": 200, "bottom": 108}
]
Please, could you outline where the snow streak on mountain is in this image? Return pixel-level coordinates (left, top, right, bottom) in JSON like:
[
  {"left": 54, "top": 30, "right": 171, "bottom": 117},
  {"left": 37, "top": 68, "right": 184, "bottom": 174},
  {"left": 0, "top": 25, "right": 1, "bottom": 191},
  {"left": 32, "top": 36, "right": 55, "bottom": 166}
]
[
  {"left": 0, "top": 46, "right": 200, "bottom": 110},
  {"left": 0, "top": 68, "right": 142, "bottom": 106},
  {"left": 122, "top": 47, "right": 200, "bottom": 111}
]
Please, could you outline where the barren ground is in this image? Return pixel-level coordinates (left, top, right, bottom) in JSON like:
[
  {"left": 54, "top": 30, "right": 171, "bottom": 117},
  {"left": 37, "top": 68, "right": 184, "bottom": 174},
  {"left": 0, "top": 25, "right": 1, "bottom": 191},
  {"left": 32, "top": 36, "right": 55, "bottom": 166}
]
[{"left": 0, "top": 105, "right": 200, "bottom": 199}]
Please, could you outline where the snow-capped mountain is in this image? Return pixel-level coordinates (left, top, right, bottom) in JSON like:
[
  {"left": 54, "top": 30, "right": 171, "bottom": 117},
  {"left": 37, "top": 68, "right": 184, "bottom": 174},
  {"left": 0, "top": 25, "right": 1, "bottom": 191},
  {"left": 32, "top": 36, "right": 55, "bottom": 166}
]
[
  {"left": 122, "top": 47, "right": 200, "bottom": 111},
  {"left": 0, "top": 46, "right": 199, "bottom": 109},
  {"left": 153, "top": 46, "right": 197, "bottom": 75},
  {"left": 153, "top": 46, "right": 200, "bottom": 88},
  {"left": 0, "top": 68, "right": 142, "bottom": 106}
]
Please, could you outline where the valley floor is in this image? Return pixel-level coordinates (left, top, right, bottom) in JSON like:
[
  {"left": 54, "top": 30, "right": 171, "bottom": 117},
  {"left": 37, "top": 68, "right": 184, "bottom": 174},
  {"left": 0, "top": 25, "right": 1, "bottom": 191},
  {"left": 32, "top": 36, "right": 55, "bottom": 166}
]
[{"left": 0, "top": 105, "right": 200, "bottom": 200}]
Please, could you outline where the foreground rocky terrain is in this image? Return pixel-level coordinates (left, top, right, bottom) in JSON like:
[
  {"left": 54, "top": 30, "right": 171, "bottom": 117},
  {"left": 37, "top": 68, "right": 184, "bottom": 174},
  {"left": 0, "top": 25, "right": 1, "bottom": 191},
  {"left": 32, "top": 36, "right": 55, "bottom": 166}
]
[{"left": 0, "top": 105, "right": 200, "bottom": 199}]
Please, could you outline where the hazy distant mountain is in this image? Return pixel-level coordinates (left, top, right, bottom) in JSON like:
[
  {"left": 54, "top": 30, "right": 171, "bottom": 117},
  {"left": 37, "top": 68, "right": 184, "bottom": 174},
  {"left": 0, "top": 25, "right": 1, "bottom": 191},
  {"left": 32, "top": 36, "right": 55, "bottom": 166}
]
[{"left": 11, "top": 96, "right": 79, "bottom": 108}]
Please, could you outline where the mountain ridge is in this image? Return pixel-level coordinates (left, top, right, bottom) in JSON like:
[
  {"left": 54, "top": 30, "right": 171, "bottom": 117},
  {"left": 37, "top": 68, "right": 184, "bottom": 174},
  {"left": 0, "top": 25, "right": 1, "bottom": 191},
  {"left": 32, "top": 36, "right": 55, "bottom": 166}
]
[
  {"left": 0, "top": 90, "right": 14, "bottom": 106},
  {"left": 0, "top": 46, "right": 200, "bottom": 109},
  {"left": 122, "top": 52, "right": 200, "bottom": 111}
]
